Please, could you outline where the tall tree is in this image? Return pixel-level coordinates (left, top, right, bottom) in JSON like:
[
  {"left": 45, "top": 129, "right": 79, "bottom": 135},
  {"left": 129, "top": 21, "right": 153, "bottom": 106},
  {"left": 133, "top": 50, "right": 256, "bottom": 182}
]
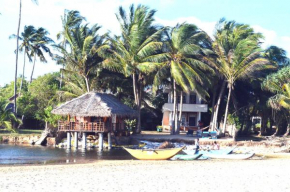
[
  {"left": 107, "top": 4, "right": 165, "bottom": 133},
  {"left": 152, "top": 23, "right": 212, "bottom": 134},
  {"left": 10, "top": 25, "right": 37, "bottom": 94},
  {"left": 14, "top": 0, "right": 38, "bottom": 114},
  {"left": 30, "top": 27, "right": 54, "bottom": 83},
  {"left": 56, "top": 10, "right": 86, "bottom": 88},
  {"left": 54, "top": 23, "right": 107, "bottom": 92}
]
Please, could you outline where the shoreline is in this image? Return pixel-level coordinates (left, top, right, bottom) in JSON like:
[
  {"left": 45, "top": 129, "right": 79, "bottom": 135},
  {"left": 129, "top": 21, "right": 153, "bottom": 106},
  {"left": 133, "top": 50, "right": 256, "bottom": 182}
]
[{"left": 1, "top": 159, "right": 290, "bottom": 192}]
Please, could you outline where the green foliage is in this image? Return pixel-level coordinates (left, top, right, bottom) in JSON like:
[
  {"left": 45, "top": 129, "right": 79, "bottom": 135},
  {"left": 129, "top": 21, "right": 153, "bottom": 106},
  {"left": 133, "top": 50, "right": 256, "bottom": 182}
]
[
  {"left": 0, "top": 99, "right": 22, "bottom": 133},
  {"left": 124, "top": 119, "right": 136, "bottom": 131}
]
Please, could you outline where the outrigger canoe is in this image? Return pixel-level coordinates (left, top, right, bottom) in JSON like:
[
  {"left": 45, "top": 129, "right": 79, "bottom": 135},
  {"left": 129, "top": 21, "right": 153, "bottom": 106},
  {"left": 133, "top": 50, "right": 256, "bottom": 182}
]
[
  {"left": 171, "top": 154, "right": 203, "bottom": 161},
  {"left": 123, "top": 147, "right": 184, "bottom": 160},
  {"left": 203, "top": 153, "right": 255, "bottom": 160},
  {"left": 183, "top": 147, "right": 235, "bottom": 156}
]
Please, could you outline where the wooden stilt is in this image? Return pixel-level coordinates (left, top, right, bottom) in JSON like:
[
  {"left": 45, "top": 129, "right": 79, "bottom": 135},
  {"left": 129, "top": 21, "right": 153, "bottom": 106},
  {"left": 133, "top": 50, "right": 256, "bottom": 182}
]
[
  {"left": 67, "top": 132, "right": 71, "bottom": 149},
  {"left": 74, "top": 132, "right": 78, "bottom": 148},
  {"left": 98, "top": 132, "right": 103, "bottom": 151},
  {"left": 82, "top": 132, "right": 87, "bottom": 149},
  {"left": 108, "top": 132, "right": 112, "bottom": 150}
]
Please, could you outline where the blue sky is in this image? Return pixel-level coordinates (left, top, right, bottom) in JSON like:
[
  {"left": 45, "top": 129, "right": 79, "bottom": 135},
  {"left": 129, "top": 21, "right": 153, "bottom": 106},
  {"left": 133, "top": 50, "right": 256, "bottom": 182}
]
[{"left": 0, "top": 0, "right": 290, "bottom": 86}]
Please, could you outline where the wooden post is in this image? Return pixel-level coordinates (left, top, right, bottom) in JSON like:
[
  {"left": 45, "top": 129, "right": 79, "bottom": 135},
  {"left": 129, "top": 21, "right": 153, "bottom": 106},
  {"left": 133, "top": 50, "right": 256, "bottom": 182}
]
[
  {"left": 98, "top": 132, "right": 103, "bottom": 151},
  {"left": 67, "top": 132, "right": 71, "bottom": 149},
  {"left": 108, "top": 132, "right": 112, "bottom": 150},
  {"left": 74, "top": 132, "right": 78, "bottom": 148},
  {"left": 82, "top": 132, "right": 87, "bottom": 149}
]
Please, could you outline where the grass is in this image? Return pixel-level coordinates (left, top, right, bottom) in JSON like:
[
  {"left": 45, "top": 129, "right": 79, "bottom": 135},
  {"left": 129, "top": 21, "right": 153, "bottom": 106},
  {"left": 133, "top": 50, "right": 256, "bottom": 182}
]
[{"left": 0, "top": 128, "right": 43, "bottom": 136}]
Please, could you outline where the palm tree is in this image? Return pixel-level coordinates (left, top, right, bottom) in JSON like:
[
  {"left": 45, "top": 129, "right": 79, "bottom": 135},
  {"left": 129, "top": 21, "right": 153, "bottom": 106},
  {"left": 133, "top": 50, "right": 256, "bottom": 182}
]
[
  {"left": 263, "top": 66, "right": 290, "bottom": 136},
  {"left": 106, "top": 4, "right": 165, "bottom": 133},
  {"left": 56, "top": 10, "right": 86, "bottom": 88},
  {"left": 0, "top": 100, "right": 22, "bottom": 133},
  {"left": 54, "top": 23, "right": 107, "bottom": 92},
  {"left": 210, "top": 38, "right": 270, "bottom": 134},
  {"left": 206, "top": 19, "right": 265, "bottom": 133},
  {"left": 151, "top": 23, "right": 212, "bottom": 134},
  {"left": 10, "top": 25, "right": 37, "bottom": 94},
  {"left": 30, "top": 27, "right": 54, "bottom": 83},
  {"left": 14, "top": 0, "right": 38, "bottom": 113}
]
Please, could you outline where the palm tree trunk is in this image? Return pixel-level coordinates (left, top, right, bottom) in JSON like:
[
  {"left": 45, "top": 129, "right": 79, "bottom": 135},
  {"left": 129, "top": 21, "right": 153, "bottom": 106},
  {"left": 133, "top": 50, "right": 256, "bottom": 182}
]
[
  {"left": 172, "top": 80, "right": 177, "bottom": 135},
  {"left": 176, "top": 91, "right": 183, "bottom": 134},
  {"left": 132, "top": 73, "right": 141, "bottom": 133},
  {"left": 14, "top": 0, "right": 22, "bottom": 114},
  {"left": 210, "top": 87, "right": 217, "bottom": 131},
  {"left": 212, "top": 81, "right": 226, "bottom": 131},
  {"left": 30, "top": 54, "right": 36, "bottom": 83},
  {"left": 84, "top": 76, "right": 90, "bottom": 92},
  {"left": 19, "top": 51, "right": 26, "bottom": 95},
  {"left": 60, "top": 64, "right": 64, "bottom": 89},
  {"left": 222, "top": 85, "right": 232, "bottom": 134}
]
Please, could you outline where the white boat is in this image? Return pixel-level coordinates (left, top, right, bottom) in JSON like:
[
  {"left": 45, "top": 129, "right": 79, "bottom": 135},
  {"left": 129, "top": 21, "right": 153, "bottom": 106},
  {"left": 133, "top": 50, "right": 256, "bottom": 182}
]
[{"left": 204, "top": 153, "right": 255, "bottom": 160}]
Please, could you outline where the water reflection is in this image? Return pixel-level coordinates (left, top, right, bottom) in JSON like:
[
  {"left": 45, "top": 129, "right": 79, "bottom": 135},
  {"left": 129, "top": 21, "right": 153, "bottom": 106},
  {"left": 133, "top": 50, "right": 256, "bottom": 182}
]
[{"left": 0, "top": 144, "right": 132, "bottom": 165}]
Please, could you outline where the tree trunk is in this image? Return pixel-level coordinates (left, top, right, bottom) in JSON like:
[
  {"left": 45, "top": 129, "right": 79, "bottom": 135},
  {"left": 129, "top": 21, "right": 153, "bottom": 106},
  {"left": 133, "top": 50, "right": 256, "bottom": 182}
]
[
  {"left": 210, "top": 87, "right": 217, "bottom": 131},
  {"left": 172, "top": 80, "right": 177, "bottom": 135},
  {"left": 14, "top": 0, "right": 22, "bottom": 114},
  {"left": 60, "top": 64, "right": 64, "bottom": 89},
  {"left": 19, "top": 50, "right": 26, "bottom": 95},
  {"left": 222, "top": 85, "right": 232, "bottom": 134},
  {"left": 30, "top": 54, "right": 36, "bottom": 83},
  {"left": 176, "top": 91, "right": 183, "bottom": 134},
  {"left": 84, "top": 76, "right": 90, "bottom": 92},
  {"left": 212, "top": 81, "right": 226, "bottom": 131},
  {"left": 132, "top": 73, "right": 141, "bottom": 134}
]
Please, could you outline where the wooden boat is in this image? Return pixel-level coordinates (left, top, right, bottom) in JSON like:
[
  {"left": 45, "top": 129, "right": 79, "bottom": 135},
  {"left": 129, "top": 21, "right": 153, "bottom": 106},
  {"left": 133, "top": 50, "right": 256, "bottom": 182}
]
[
  {"left": 123, "top": 147, "right": 184, "bottom": 160},
  {"left": 203, "top": 153, "right": 255, "bottom": 160},
  {"left": 183, "top": 147, "right": 235, "bottom": 156},
  {"left": 113, "top": 143, "right": 146, "bottom": 149},
  {"left": 171, "top": 154, "right": 203, "bottom": 161}
]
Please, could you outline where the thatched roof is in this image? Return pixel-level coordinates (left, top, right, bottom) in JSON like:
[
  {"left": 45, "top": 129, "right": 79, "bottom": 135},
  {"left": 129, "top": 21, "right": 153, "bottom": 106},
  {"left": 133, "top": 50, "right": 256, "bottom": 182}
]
[{"left": 51, "top": 92, "right": 137, "bottom": 117}]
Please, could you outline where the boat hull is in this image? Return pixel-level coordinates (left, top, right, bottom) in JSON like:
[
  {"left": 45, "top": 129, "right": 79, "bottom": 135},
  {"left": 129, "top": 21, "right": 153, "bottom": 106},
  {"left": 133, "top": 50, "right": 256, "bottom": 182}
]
[
  {"left": 123, "top": 147, "right": 184, "bottom": 160},
  {"left": 183, "top": 148, "right": 234, "bottom": 156},
  {"left": 171, "top": 154, "right": 203, "bottom": 161},
  {"left": 204, "top": 153, "right": 255, "bottom": 160}
]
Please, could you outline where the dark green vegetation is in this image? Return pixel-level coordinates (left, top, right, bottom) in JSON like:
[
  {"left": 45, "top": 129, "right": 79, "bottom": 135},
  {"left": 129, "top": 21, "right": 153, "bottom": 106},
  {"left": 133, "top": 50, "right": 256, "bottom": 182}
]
[{"left": 1, "top": 4, "right": 289, "bottom": 137}]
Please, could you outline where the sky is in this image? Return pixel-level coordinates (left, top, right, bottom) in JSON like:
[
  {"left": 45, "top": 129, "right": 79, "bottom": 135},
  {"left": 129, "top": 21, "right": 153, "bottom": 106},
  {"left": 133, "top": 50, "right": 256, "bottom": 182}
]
[{"left": 0, "top": 0, "right": 290, "bottom": 86}]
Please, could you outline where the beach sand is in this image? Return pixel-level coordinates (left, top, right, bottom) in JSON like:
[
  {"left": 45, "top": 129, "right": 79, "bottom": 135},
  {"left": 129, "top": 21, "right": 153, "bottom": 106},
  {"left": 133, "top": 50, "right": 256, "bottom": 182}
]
[{"left": 0, "top": 158, "right": 290, "bottom": 192}]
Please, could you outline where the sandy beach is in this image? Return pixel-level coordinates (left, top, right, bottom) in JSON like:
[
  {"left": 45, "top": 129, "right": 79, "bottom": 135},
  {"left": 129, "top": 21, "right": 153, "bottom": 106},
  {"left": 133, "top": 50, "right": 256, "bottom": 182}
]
[{"left": 0, "top": 158, "right": 289, "bottom": 192}]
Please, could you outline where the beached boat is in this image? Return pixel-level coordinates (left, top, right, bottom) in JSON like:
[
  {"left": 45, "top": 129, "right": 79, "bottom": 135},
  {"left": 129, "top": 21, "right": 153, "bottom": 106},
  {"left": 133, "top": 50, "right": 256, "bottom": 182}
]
[
  {"left": 171, "top": 154, "right": 203, "bottom": 161},
  {"left": 183, "top": 147, "right": 235, "bottom": 156},
  {"left": 203, "top": 153, "right": 255, "bottom": 160},
  {"left": 123, "top": 147, "right": 184, "bottom": 160}
]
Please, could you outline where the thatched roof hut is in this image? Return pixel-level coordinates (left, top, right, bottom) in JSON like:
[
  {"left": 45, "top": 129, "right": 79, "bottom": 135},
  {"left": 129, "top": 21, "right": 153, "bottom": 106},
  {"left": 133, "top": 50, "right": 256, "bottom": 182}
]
[{"left": 52, "top": 92, "right": 137, "bottom": 117}]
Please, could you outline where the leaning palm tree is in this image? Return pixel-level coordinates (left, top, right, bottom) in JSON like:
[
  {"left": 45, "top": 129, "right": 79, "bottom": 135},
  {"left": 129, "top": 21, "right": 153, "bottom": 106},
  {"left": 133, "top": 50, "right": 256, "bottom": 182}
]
[
  {"left": 151, "top": 23, "right": 212, "bottom": 134},
  {"left": 206, "top": 19, "right": 265, "bottom": 132},
  {"left": 14, "top": 0, "right": 38, "bottom": 113},
  {"left": 208, "top": 39, "right": 270, "bottom": 134},
  {"left": 54, "top": 23, "right": 107, "bottom": 92},
  {"left": 10, "top": 25, "right": 37, "bottom": 94},
  {"left": 0, "top": 100, "right": 22, "bottom": 133},
  {"left": 30, "top": 27, "right": 54, "bottom": 83},
  {"left": 106, "top": 4, "right": 165, "bottom": 133}
]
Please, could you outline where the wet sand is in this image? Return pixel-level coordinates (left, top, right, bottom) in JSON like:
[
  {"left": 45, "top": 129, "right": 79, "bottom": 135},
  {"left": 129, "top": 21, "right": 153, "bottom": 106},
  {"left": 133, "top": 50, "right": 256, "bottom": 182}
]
[{"left": 0, "top": 159, "right": 290, "bottom": 192}]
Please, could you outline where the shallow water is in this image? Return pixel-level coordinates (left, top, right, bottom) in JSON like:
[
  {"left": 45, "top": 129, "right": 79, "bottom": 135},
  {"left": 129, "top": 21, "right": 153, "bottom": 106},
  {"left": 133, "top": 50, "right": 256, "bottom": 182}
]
[{"left": 0, "top": 144, "right": 133, "bottom": 165}]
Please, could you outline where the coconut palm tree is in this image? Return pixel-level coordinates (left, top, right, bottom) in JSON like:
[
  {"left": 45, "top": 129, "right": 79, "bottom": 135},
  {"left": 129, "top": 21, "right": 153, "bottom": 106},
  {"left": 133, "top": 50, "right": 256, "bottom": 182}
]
[
  {"left": 205, "top": 19, "right": 266, "bottom": 133},
  {"left": 106, "top": 4, "right": 165, "bottom": 133},
  {"left": 10, "top": 25, "right": 37, "bottom": 94},
  {"left": 263, "top": 66, "right": 290, "bottom": 136},
  {"left": 54, "top": 23, "right": 107, "bottom": 92},
  {"left": 30, "top": 27, "right": 54, "bottom": 83},
  {"left": 14, "top": 0, "right": 38, "bottom": 113},
  {"left": 0, "top": 100, "right": 22, "bottom": 133},
  {"left": 151, "top": 23, "right": 212, "bottom": 134},
  {"left": 208, "top": 38, "right": 270, "bottom": 134},
  {"left": 56, "top": 10, "right": 86, "bottom": 88}
]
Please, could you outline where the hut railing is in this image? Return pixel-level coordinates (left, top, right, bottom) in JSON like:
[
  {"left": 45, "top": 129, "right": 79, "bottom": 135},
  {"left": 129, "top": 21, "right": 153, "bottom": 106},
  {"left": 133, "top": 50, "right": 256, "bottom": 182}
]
[{"left": 58, "top": 121, "right": 105, "bottom": 132}]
